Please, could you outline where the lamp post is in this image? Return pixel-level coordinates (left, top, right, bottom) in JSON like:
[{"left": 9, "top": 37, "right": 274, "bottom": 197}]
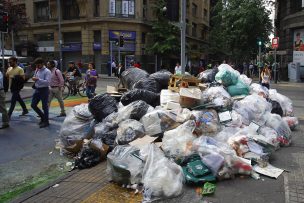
[
  {"left": 57, "top": 0, "right": 63, "bottom": 71},
  {"left": 258, "top": 40, "right": 262, "bottom": 81},
  {"left": 180, "top": 0, "right": 186, "bottom": 74}
]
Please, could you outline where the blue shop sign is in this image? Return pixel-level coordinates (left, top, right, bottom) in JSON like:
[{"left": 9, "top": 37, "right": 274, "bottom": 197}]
[
  {"left": 109, "top": 30, "right": 136, "bottom": 41},
  {"left": 62, "top": 43, "right": 82, "bottom": 52},
  {"left": 93, "top": 42, "right": 101, "bottom": 51}
]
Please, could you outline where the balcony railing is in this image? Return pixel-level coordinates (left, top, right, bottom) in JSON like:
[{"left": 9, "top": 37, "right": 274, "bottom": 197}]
[{"left": 108, "top": 13, "right": 135, "bottom": 18}]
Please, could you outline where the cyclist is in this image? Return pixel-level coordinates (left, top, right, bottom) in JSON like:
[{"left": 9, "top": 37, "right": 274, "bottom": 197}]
[
  {"left": 64, "top": 61, "right": 82, "bottom": 96},
  {"left": 85, "top": 62, "right": 98, "bottom": 99}
]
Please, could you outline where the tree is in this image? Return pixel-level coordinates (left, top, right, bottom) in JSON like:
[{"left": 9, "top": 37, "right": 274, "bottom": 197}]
[
  {"left": 146, "top": 0, "right": 180, "bottom": 67},
  {"left": 209, "top": 0, "right": 273, "bottom": 63},
  {"left": 3, "top": 0, "right": 29, "bottom": 34}
]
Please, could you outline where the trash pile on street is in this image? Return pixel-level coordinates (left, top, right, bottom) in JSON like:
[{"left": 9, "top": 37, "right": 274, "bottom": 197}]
[{"left": 57, "top": 64, "right": 298, "bottom": 202}]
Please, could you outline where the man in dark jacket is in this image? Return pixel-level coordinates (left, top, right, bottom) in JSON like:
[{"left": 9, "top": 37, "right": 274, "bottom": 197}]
[{"left": 6, "top": 57, "right": 28, "bottom": 118}]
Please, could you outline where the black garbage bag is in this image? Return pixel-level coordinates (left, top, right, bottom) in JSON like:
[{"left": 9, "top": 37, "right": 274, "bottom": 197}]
[
  {"left": 150, "top": 70, "right": 172, "bottom": 89},
  {"left": 120, "top": 89, "right": 160, "bottom": 107},
  {"left": 116, "top": 100, "right": 153, "bottom": 122},
  {"left": 270, "top": 99, "right": 283, "bottom": 117},
  {"left": 121, "top": 68, "right": 149, "bottom": 89},
  {"left": 88, "top": 93, "right": 118, "bottom": 122},
  {"left": 198, "top": 68, "right": 218, "bottom": 83},
  {"left": 133, "top": 77, "right": 161, "bottom": 93},
  {"left": 75, "top": 147, "right": 101, "bottom": 169},
  {"left": 94, "top": 121, "right": 118, "bottom": 148}
]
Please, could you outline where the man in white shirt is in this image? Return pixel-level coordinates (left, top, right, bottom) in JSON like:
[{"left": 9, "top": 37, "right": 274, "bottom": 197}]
[
  {"left": 111, "top": 60, "right": 117, "bottom": 76},
  {"left": 175, "top": 62, "right": 182, "bottom": 75}
]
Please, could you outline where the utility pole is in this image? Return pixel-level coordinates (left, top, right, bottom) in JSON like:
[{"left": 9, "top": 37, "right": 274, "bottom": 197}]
[
  {"left": 274, "top": 48, "right": 277, "bottom": 84},
  {"left": 258, "top": 41, "right": 262, "bottom": 81},
  {"left": 110, "top": 41, "right": 113, "bottom": 63},
  {"left": 180, "top": 0, "right": 186, "bottom": 74},
  {"left": 11, "top": 29, "right": 14, "bottom": 56},
  {"left": 57, "top": 0, "right": 63, "bottom": 70}
]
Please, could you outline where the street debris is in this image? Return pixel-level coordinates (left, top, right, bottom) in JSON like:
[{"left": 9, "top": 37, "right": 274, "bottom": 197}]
[{"left": 56, "top": 65, "right": 299, "bottom": 202}]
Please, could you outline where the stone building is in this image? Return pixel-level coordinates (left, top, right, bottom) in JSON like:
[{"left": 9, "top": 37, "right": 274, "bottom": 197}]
[
  {"left": 10, "top": 0, "right": 210, "bottom": 74},
  {"left": 275, "top": 0, "right": 304, "bottom": 78}
]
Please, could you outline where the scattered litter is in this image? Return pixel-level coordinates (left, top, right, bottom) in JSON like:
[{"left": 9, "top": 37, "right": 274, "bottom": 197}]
[
  {"left": 52, "top": 184, "right": 59, "bottom": 188},
  {"left": 202, "top": 182, "right": 216, "bottom": 195},
  {"left": 253, "top": 164, "right": 284, "bottom": 179}
]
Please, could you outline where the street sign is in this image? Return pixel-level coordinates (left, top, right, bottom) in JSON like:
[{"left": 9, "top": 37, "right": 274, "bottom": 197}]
[{"left": 272, "top": 37, "right": 279, "bottom": 49}]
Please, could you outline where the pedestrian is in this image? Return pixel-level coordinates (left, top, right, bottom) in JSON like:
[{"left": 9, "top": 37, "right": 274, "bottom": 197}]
[
  {"left": 6, "top": 56, "right": 28, "bottom": 118},
  {"left": 261, "top": 65, "right": 271, "bottom": 89},
  {"left": 249, "top": 62, "right": 254, "bottom": 78},
  {"left": 174, "top": 62, "right": 182, "bottom": 74},
  {"left": 0, "top": 71, "right": 9, "bottom": 129},
  {"left": 134, "top": 61, "right": 141, "bottom": 69},
  {"left": 47, "top": 60, "right": 66, "bottom": 117},
  {"left": 111, "top": 60, "right": 117, "bottom": 76},
  {"left": 117, "top": 63, "right": 125, "bottom": 78},
  {"left": 85, "top": 62, "right": 98, "bottom": 99},
  {"left": 31, "top": 58, "right": 51, "bottom": 128},
  {"left": 65, "top": 61, "right": 82, "bottom": 96}
]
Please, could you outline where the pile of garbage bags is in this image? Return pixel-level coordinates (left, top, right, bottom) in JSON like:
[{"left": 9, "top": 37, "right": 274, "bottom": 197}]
[{"left": 57, "top": 65, "right": 299, "bottom": 202}]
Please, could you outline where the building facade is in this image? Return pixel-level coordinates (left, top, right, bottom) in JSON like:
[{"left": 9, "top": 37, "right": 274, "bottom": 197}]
[
  {"left": 11, "top": 0, "right": 210, "bottom": 74},
  {"left": 275, "top": 0, "right": 304, "bottom": 77}
]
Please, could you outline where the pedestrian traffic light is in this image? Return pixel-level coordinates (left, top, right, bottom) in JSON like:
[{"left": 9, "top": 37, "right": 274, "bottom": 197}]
[
  {"left": 0, "top": 12, "right": 9, "bottom": 33},
  {"left": 119, "top": 35, "right": 124, "bottom": 47},
  {"left": 258, "top": 41, "right": 262, "bottom": 46}
]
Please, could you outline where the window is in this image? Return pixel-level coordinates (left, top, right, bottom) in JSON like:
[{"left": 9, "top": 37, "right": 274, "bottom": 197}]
[
  {"left": 192, "top": 3, "right": 197, "bottom": 17},
  {"left": 109, "top": 0, "right": 135, "bottom": 18},
  {"left": 204, "top": 9, "right": 208, "bottom": 19},
  {"left": 192, "top": 23, "right": 197, "bottom": 37},
  {"left": 18, "top": 35, "right": 28, "bottom": 43},
  {"left": 186, "top": 19, "right": 189, "bottom": 35},
  {"left": 63, "top": 32, "right": 81, "bottom": 43},
  {"left": 143, "top": 0, "right": 147, "bottom": 19},
  {"left": 94, "top": 31, "right": 101, "bottom": 43},
  {"left": 142, "top": 32, "right": 146, "bottom": 44},
  {"left": 94, "top": 0, "right": 100, "bottom": 17},
  {"left": 34, "top": 1, "right": 49, "bottom": 22},
  {"left": 62, "top": 0, "right": 80, "bottom": 20},
  {"left": 34, "top": 33, "right": 54, "bottom": 47}
]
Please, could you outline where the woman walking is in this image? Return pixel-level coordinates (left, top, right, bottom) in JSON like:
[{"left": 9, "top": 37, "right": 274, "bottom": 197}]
[
  {"left": 85, "top": 62, "right": 98, "bottom": 99},
  {"left": 261, "top": 65, "right": 271, "bottom": 89}
]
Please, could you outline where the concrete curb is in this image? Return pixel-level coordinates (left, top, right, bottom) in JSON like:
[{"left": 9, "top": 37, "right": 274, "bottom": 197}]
[{"left": 11, "top": 169, "right": 79, "bottom": 203}]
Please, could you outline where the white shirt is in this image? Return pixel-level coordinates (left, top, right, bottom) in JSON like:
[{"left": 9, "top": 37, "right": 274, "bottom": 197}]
[
  {"left": 111, "top": 62, "right": 116, "bottom": 68},
  {"left": 175, "top": 65, "right": 181, "bottom": 74},
  {"left": 0, "top": 71, "right": 4, "bottom": 89}
]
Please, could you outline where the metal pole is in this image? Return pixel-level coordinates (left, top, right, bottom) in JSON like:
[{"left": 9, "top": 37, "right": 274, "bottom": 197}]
[
  {"left": 274, "top": 48, "right": 277, "bottom": 84},
  {"left": 0, "top": 32, "right": 2, "bottom": 72},
  {"left": 118, "top": 46, "right": 121, "bottom": 64},
  {"left": 1, "top": 32, "right": 4, "bottom": 73},
  {"left": 110, "top": 41, "right": 113, "bottom": 63},
  {"left": 11, "top": 29, "right": 15, "bottom": 56},
  {"left": 258, "top": 44, "right": 261, "bottom": 81},
  {"left": 180, "top": 0, "right": 186, "bottom": 74},
  {"left": 57, "top": 0, "right": 63, "bottom": 71}
]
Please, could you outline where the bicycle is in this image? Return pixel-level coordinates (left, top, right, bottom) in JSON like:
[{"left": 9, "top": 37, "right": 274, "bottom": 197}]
[{"left": 62, "top": 78, "right": 86, "bottom": 100}]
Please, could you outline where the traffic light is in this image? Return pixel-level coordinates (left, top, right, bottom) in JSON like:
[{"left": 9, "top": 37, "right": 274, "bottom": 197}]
[
  {"left": 0, "top": 12, "right": 9, "bottom": 33},
  {"left": 258, "top": 41, "right": 262, "bottom": 46},
  {"left": 166, "top": 0, "right": 179, "bottom": 21},
  {"left": 119, "top": 35, "right": 124, "bottom": 47}
]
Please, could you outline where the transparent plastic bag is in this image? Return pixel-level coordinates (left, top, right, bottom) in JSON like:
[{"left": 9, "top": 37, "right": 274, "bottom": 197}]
[
  {"left": 215, "top": 127, "right": 241, "bottom": 143},
  {"left": 224, "top": 111, "right": 243, "bottom": 128},
  {"left": 201, "top": 86, "right": 233, "bottom": 107},
  {"left": 258, "top": 126, "right": 280, "bottom": 148},
  {"left": 282, "top": 116, "right": 299, "bottom": 131},
  {"left": 107, "top": 145, "right": 144, "bottom": 185},
  {"left": 116, "top": 119, "right": 145, "bottom": 145},
  {"left": 250, "top": 83, "right": 269, "bottom": 98},
  {"left": 239, "top": 74, "right": 252, "bottom": 86},
  {"left": 59, "top": 107, "right": 94, "bottom": 154},
  {"left": 162, "top": 120, "right": 197, "bottom": 158},
  {"left": 115, "top": 100, "right": 154, "bottom": 123},
  {"left": 191, "top": 109, "right": 220, "bottom": 136},
  {"left": 265, "top": 113, "right": 292, "bottom": 146},
  {"left": 141, "top": 144, "right": 184, "bottom": 202},
  {"left": 269, "top": 89, "right": 293, "bottom": 116},
  {"left": 233, "top": 94, "right": 272, "bottom": 125},
  {"left": 201, "top": 153, "right": 225, "bottom": 175},
  {"left": 140, "top": 108, "right": 191, "bottom": 136}
]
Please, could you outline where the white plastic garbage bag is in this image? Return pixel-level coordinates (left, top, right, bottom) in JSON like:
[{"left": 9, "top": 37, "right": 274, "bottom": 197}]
[
  {"left": 141, "top": 144, "right": 184, "bottom": 202},
  {"left": 233, "top": 94, "right": 272, "bottom": 125},
  {"left": 258, "top": 126, "right": 280, "bottom": 149},
  {"left": 239, "top": 74, "right": 252, "bottom": 86},
  {"left": 201, "top": 86, "right": 233, "bottom": 107},
  {"left": 250, "top": 83, "right": 269, "bottom": 98},
  {"left": 265, "top": 113, "right": 292, "bottom": 146},
  {"left": 162, "top": 120, "right": 196, "bottom": 158},
  {"left": 269, "top": 89, "right": 293, "bottom": 116}
]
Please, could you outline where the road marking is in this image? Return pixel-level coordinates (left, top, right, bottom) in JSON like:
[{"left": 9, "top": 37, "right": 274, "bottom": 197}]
[{"left": 284, "top": 173, "right": 290, "bottom": 203}]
